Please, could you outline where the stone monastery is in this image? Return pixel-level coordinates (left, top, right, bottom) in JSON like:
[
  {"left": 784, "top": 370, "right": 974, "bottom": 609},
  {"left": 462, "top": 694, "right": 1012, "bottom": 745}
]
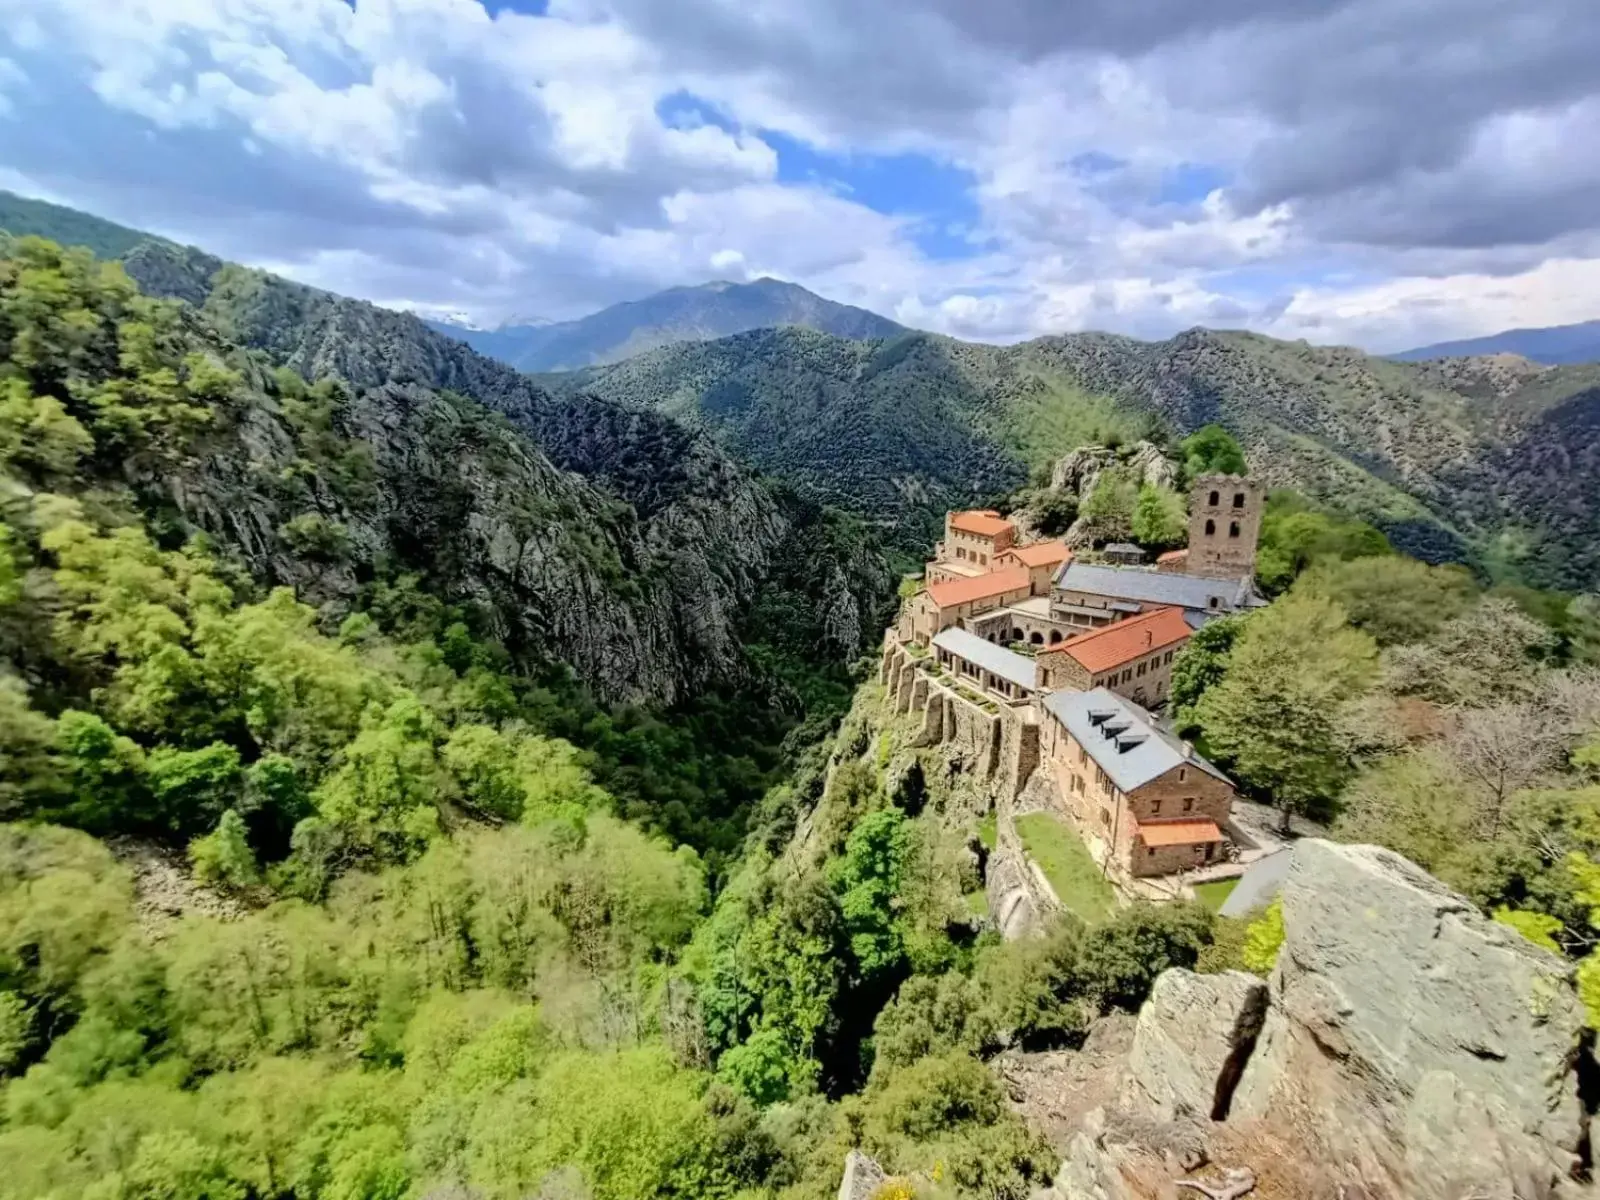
[{"left": 881, "top": 475, "right": 1268, "bottom": 896}]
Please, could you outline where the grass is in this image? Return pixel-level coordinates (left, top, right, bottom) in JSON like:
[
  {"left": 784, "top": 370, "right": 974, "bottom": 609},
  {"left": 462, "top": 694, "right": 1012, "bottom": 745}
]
[
  {"left": 977, "top": 813, "right": 997, "bottom": 851},
  {"left": 1193, "top": 878, "right": 1239, "bottom": 913},
  {"left": 1015, "top": 811, "right": 1115, "bottom": 924}
]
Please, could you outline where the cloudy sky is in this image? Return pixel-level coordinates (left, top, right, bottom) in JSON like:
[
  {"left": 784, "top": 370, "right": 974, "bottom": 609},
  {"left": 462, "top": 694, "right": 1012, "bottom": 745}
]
[{"left": 1, "top": 0, "right": 1596, "bottom": 352}]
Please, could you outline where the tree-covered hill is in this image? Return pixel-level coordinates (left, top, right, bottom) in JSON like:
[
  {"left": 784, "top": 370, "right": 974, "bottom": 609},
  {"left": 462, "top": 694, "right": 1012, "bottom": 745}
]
[
  {"left": 0, "top": 189, "right": 163, "bottom": 261},
  {"left": 428, "top": 276, "right": 907, "bottom": 372},
  {"left": 560, "top": 326, "right": 1600, "bottom": 588}
]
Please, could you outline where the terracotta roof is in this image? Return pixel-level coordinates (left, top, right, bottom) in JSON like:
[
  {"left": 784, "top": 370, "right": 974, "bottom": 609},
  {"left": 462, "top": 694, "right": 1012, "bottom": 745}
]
[
  {"left": 926, "top": 566, "right": 1032, "bottom": 609},
  {"left": 1044, "top": 606, "right": 1192, "bottom": 673},
  {"left": 949, "top": 510, "right": 1016, "bottom": 538},
  {"left": 1138, "top": 819, "right": 1224, "bottom": 847},
  {"left": 1156, "top": 548, "right": 1189, "bottom": 565},
  {"left": 1003, "top": 540, "right": 1071, "bottom": 568}
]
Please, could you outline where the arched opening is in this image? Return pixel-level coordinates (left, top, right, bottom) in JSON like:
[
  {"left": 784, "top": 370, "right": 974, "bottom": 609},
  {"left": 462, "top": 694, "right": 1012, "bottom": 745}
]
[
  {"left": 1208, "top": 490, "right": 1220, "bottom": 506},
  {"left": 1011, "top": 627, "right": 1023, "bottom": 642},
  {"left": 1030, "top": 631, "right": 1044, "bottom": 645},
  {"left": 1049, "top": 629, "right": 1063, "bottom": 644},
  {"left": 1204, "top": 519, "right": 1216, "bottom": 536},
  {"left": 1229, "top": 521, "right": 1240, "bottom": 538},
  {"left": 1233, "top": 492, "right": 1245, "bottom": 508}
]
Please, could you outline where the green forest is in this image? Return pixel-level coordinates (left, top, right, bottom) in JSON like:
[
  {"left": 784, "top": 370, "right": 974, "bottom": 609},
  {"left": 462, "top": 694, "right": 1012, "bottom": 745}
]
[{"left": 2, "top": 235, "right": 1600, "bottom": 1200}]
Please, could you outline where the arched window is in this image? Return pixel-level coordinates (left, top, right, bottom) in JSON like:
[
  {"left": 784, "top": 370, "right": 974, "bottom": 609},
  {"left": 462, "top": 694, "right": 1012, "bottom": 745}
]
[
  {"left": 1233, "top": 492, "right": 1245, "bottom": 508},
  {"left": 1011, "top": 627, "right": 1023, "bottom": 642},
  {"left": 1229, "top": 521, "right": 1240, "bottom": 538},
  {"left": 1030, "top": 631, "right": 1044, "bottom": 645},
  {"left": 1049, "top": 629, "right": 1063, "bottom": 644},
  {"left": 1208, "top": 490, "right": 1219, "bottom": 506},
  {"left": 1204, "top": 519, "right": 1216, "bottom": 536}
]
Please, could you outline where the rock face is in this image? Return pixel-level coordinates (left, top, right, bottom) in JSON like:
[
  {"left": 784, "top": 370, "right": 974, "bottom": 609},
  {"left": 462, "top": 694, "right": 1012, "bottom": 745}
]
[
  {"left": 1013, "top": 839, "right": 1591, "bottom": 1200},
  {"left": 1230, "top": 839, "right": 1587, "bottom": 1199},
  {"left": 836, "top": 1149, "right": 887, "bottom": 1200},
  {"left": 1120, "top": 970, "right": 1268, "bottom": 1124}
]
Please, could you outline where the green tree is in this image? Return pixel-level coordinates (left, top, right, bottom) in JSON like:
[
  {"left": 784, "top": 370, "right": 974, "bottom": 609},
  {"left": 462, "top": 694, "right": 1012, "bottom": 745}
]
[
  {"left": 1168, "top": 614, "right": 1247, "bottom": 733},
  {"left": 1193, "top": 594, "right": 1379, "bottom": 831},
  {"left": 1241, "top": 899, "right": 1284, "bottom": 974},
  {"left": 1079, "top": 469, "right": 1137, "bottom": 543},
  {"left": 1253, "top": 492, "right": 1390, "bottom": 594},
  {"left": 1294, "top": 555, "right": 1477, "bottom": 646},
  {"left": 828, "top": 807, "right": 912, "bottom": 981},
  {"left": 1130, "top": 483, "right": 1187, "bottom": 549},
  {"left": 189, "top": 811, "right": 260, "bottom": 892},
  {"left": 1180, "top": 424, "right": 1247, "bottom": 481}
]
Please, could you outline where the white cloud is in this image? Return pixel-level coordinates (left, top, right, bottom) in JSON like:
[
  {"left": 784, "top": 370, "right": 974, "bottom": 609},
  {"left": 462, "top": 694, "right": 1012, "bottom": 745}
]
[{"left": 0, "top": 0, "right": 1596, "bottom": 349}]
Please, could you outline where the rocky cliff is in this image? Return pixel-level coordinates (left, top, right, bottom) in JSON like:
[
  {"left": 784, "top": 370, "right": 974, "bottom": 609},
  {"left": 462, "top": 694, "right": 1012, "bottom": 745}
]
[
  {"left": 109, "top": 243, "right": 894, "bottom": 705},
  {"left": 1028, "top": 839, "right": 1592, "bottom": 1200}
]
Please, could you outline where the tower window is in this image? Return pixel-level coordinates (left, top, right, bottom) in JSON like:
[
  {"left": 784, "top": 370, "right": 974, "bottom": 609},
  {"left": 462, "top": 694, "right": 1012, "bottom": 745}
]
[
  {"left": 1233, "top": 492, "right": 1245, "bottom": 508},
  {"left": 1229, "top": 521, "right": 1240, "bottom": 538},
  {"left": 1204, "top": 519, "right": 1216, "bottom": 536},
  {"left": 1208, "top": 490, "right": 1220, "bottom": 506}
]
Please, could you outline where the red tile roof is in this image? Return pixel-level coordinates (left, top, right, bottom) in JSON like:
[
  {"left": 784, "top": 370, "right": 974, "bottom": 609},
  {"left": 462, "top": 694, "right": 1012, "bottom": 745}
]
[
  {"left": 949, "top": 510, "right": 1016, "bottom": 538},
  {"left": 1156, "top": 549, "right": 1189, "bottom": 565},
  {"left": 926, "top": 565, "right": 1032, "bottom": 609},
  {"left": 1138, "top": 819, "right": 1224, "bottom": 847},
  {"left": 1003, "top": 540, "right": 1071, "bottom": 569},
  {"left": 1044, "top": 606, "right": 1192, "bottom": 673}
]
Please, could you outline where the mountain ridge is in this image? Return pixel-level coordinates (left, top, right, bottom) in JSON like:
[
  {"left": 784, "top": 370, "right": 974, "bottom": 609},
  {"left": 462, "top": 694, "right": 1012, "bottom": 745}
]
[
  {"left": 426, "top": 274, "right": 907, "bottom": 371},
  {"left": 1395, "top": 318, "right": 1600, "bottom": 365}
]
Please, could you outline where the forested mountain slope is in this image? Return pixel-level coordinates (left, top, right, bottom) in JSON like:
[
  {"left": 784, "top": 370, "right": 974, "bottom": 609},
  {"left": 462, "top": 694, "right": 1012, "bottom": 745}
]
[
  {"left": 429, "top": 276, "right": 906, "bottom": 372},
  {"left": 561, "top": 326, "right": 1600, "bottom": 588}
]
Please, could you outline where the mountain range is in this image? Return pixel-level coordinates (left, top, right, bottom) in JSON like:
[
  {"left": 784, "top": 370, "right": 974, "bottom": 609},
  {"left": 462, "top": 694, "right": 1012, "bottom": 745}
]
[
  {"left": 1396, "top": 319, "right": 1600, "bottom": 365},
  {"left": 425, "top": 276, "right": 906, "bottom": 371},
  {"left": 5, "top": 189, "right": 1597, "bottom": 593}
]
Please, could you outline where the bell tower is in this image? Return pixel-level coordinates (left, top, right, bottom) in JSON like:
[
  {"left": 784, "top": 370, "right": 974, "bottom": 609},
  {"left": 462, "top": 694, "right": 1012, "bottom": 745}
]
[{"left": 1187, "top": 475, "right": 1263, "bottom": 580}]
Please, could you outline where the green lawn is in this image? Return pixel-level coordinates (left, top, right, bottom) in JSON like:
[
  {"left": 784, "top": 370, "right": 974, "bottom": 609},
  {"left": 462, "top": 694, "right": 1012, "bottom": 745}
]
[
  {"left": 1193, "top": 878, "right": 1239, "bottom": 913},
  {"left": 1015, "top": 812, "right": 1115, "bottom": 923},
  {"left": 977, "top": 813, "right": 997, "bottom": 851}
]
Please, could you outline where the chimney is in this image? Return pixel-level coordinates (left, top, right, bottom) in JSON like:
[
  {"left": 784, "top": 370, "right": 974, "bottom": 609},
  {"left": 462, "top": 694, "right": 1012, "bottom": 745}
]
[{"left": 1144, "top": 629, "right": 1153, "bottom": 646}]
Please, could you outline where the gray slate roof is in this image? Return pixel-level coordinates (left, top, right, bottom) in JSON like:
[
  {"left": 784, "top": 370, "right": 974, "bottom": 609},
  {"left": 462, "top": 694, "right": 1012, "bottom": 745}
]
[
  {"left": 932, "top": 627, "right": 1038, "bottom": 690},
  {"left": 1054, "top": 561, "right": 1259, "bottom": 614},
  {"left": 1042, "top": 687, "right": 1231, "bottom": 793},
  {"left": 1218, "top": 848, "right": 1291, "bottom": 917}
]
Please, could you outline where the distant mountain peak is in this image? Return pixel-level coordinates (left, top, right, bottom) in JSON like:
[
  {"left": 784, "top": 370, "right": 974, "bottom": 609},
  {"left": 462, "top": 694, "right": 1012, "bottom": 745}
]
[{"left": 1395, "top": 318, "right": 1600, "bottom": 365}]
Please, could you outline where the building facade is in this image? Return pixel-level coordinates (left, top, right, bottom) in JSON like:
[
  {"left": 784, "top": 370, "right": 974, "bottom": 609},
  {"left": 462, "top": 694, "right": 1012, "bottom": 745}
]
[
  {"left": 1041, "top": 689, "right": 1235, "bottom": 878},
  {"left": 904, "top": 566, "right": 1033, "bottom": 644},
  {"left": 937, "top": 510, "right": 1017, "bottom": 571},
  {"left": 1034, "top": 607, "right": 1192, "bottom": 705},
  {"left": 1186, "top": 474, "right": 1264, "bottom": 580}
]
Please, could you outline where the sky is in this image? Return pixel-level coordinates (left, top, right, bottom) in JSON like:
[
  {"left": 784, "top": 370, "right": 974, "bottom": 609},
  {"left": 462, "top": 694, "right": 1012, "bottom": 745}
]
[{"left": 1, "top": 0, "right": 1597, "bottom": 353}]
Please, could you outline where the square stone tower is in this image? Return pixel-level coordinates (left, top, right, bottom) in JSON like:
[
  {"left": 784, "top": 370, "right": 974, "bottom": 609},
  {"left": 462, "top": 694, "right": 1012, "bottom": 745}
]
[{"left": 1187, "top": 474, "right": 1264, "bottom": 580}]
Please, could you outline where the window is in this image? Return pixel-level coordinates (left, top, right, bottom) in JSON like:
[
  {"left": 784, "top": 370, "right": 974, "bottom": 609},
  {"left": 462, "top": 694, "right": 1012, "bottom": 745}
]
[
  {"left": 979, "top": 554, "right": 987, "bottom": 565},
  {"left": 1122, "top": 668, "right": 1132, "bottom": 683},
  {"left": 1208, "top": 490, "right": 1220, "bottom": 506},
  {"left": 1233, "top": 492, "right": 1245, "bottom": 509},
  {"left": 1152, "top": 798, "right": 1162, "bottom": 815},
  {"left": 1178, "top": 767, "right": 1187, "bottom": 782},
  {"left": 1204, "top": 518, "right": 1216, "bottom": 536},
  {"left": 1148, "top": 846, "right": 1156, "bottom": 857},
  {"left": 956, "top": 547, "right": 965, "bottom": 560},
  {"left": 1101, "top": 809, "right": 1110, "bottom": 827},
  {"left": 1164, "top": 650, "right": 1173, "bottom": 664},
  {"left": 1204, "top": 843, "right": 1215, "bottom": 862},
  {"left": 1136, "top": 662, "right": 1146, "bottom": 677},
  {"left": 1078, "top": 745, "right": 1087, "bottom": 765},
  {"left": 1183, "top": 797, "right": 1194, "bottom": 813},
  {"left": 1229, "top": 521, "right": 1240, "bottom": 538}
]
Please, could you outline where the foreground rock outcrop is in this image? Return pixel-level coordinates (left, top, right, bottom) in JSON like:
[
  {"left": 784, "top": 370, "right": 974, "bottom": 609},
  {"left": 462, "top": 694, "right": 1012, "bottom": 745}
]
[{"left": 1021, "top": 839, "right": 1592, "bottom": 1200}]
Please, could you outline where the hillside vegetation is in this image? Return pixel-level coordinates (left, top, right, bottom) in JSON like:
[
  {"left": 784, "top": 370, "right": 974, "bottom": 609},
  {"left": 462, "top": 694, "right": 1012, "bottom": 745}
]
[{"left": 562, "top": 326, "right": 1600, "bottom": 590}]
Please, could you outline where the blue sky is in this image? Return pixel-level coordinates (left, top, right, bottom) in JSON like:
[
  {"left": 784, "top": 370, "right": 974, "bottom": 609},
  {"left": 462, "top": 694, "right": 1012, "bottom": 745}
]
[{"left": 1, "top": 0, "right": 1596, "bottom": 351}]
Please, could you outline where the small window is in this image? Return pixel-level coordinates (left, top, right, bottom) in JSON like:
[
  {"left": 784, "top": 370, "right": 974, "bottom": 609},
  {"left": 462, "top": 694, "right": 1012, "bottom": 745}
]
[
  {"left": 1100, "top": 808, "right": 1109, "bottom": 826},
  {"left": 1233, "top": 492, "right": 1245, "bottom": 509},
  {"left": 1204, "top": 519, "right": 1216, "bottom": 536},
  {"left": 979, "top": 554, "right": 987, "bottom": 565},
  {"left": 1229, "top": 521, "right": 1240, "bottom": 538},
  {"left": 1152, "top": 798, "right": 1162, "bottom": 815},
  {"left": 1183, "top": 797, "right": 1194, "bottom": 813},
  {"left": 1178, "top": 767, "right": 1187, "bottom": 782},
  {"left": 1148, "top": 846, "right": 1156, "bottom": 857},
  {"left": 1204, "top": 843, "right": 1215, "bottom": 862},
  {"left": 1208, "top": 490, "right": 1219, "bottom": 506},
  {"left": 956, "top": 547, "right": 965, "bottom": 560},
  {"left": 1164, "top": 650, "right": 1173, "bottom": 664},
  {"left": 1136, "top": 662, "right": 1146, "bottom": 676}
]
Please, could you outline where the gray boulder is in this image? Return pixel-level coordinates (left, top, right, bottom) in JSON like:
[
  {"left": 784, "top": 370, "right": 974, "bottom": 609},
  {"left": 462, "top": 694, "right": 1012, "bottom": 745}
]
[
  {"left": 837, "top": 1149, "right": 887, "bottom": 1200},
  {"left": 1120, "top": 969, "right": 1268, "bottom": 1123},
  {"left": 1231, "top": 839, "right": 1586, "bottom": 1199}
]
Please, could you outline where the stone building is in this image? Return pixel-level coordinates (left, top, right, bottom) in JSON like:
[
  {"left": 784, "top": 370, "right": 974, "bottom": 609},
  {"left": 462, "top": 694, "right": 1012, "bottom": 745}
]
[
  {"left": 1041, "top": 688, "right": 1235, "bottom": 877},
  {"left": 1052, "top": 560, "right": 1263, "bottom": 629},
  {"left": 931, "top": 627, "right": 1037, "bottom": 704},
  {"left": 1102, "top": 542, "right": 1145, "bottom": 566},
  {"left": 1187, "top": 474, "right": 1264, "bottom": 580},
  {"left": 903, "top": 565, "right": 1033, "bottom": 644},
  {"left": 937, "top": 509, "right": 1016, "bottom": 570},
  {"left": 1034, "top": 606, "right": 1192, "bottom": 706},
  {"left": 995, "top": 539, "right": 1071, "bottom": 595}
]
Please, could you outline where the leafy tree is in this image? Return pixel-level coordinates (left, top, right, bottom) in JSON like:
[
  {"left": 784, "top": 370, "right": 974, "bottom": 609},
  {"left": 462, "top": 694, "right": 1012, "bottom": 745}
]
[
  {"left": 189, "top": 810, "right": 259, "bottom": 892},
  {"left": 1180, "top": 424, "right": 1247, "bottom": 481},
  {"left": 1254, "top": 491, "right": 1390, "bottom": 594},
  {"left": 1193, "top": 594, "right": 1379, "bottom": 831},
  {"left": 1385, "top": 597, "right": 1559, "bottom": 706},
  {"left": 1333, "top": 748, "right": 1477, "bottom": 871},
  {"left": 1030, "top": 489, "right": 1079, "bottom": 538},
  {"left": 1294, "top": 555, "right": 1476, "bottom": 646},
  {"left": 1130, "top": 483, "right": 1187, "bottom": 549},
  {"left": 1076, "top": 903, "right": 1213, "bottom": 1011},
  {"left": 1079, "top": 468, "right": 1137, "bottom": 543},
  {"left": 1168, "top": 613, "right": 1246, "bottom": 733},
  {"left": 828, "top": 807, "right": 912, "bottom": 982}
]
